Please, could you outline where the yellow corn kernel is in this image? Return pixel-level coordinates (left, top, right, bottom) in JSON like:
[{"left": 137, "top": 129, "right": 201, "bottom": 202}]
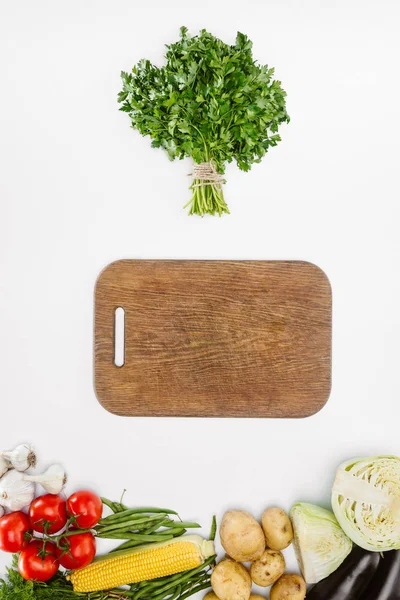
[{"left": 69, "top": 535, "right": 215, "bottom": 593}]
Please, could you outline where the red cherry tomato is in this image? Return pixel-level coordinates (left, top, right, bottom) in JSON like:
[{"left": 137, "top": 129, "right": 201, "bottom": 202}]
[
  {"left": 55, "top": 532, "right": 96, "bottom": 570},
  {"left": 18, "top": 540, "right": 59, "bottom": 582},
  {"left": 67, "top": 490, "right": 102, "bottom": 529},
  {"left": 0, "top": 511, "right": 31, "bottom": 553},
  {"left": 29, "top": 494, "right": 67, "bottom": 534}
]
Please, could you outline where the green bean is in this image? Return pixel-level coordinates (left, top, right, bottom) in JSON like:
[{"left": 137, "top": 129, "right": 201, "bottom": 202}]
[
  {"left": 140, "top": 575, "right": 182, "bottom": 598},
  {"left": 165, "top": 522, "right": 200, "bottom": 530},
  {"left": 168, "top": 584, "right": 182, "bottom": 600},
  {"left": 149, "top": 577, "right": 185, "bottom": 598},
  {"left": 99, "top": 513, "right": 147, "bottom": 525},
  {"left": 178, "top": 575, "right": 210, "bottom": 596},
  {"left": 151, "top": 576, "right": 209, "bottom": 600},
  {"left": 108, "top": 588, "right": 135, "bottom": 598},
  {"left": 129, "top": 561, "right": 212, "bottom": 596},
  {"left": 109, "top": 540, "right": 145, "bottom": 552},
  {"left": 186, "top": 555, "right": 215, "bottom": 574},
  {"left": 110, "top": 502, "right": 129, "bottom": 513},
  {"left": 97, "top": 531, "right": 146, "bottom": 540},
  {"left": 165, "top": 528, "right": 186, "bottom": 538},
  {"left": 99, "top": 521, "right": 165, "bottom": 535},
  {"left": 105, "top": 507, "right": 178, "bottom": 519},
  {"left": 132, "top": 583, "right": 165, "bottom": 600},
  {"left": 209, "top": 515, "right": 217, "bottom": 541},
  {"left": 111, "top": 529, "right": 174, "bottom": 540},
  {"left": 137, "top": 576, "right": 188, "bottom": 600},
  {"left": 150, "top": 556, "right": 214, "bottom": 586},
  {"left": 178, "top": 581, "right": 211, "bottom": 600},
  {"left": 160, "top": 518, "right": 176, "bottom": 526},
  {"left": 151, "top": 583, "right": 183, "bottom": 600},
  {"left": 151, "top": 529, "right": 185, "bottom": 537},
  {"left": 97, "top": 515, "right": 167, "bottom": 533},
  {"left": 131, "top": 586, "right": 146, "bottom": 600},
  {"left": 129, "top": 507, "right": 178, "bottom": 515},
  {"left": 100, "top": 497, "right": 119, "bottom": 513},
  {"left": 141, "top": 558, "right": 214, "bottom": 598},
  {"left": 140, "top": 521, "right": 170, "bottom": 535},
  {"left": 98, "top": 532, "right": 175, "bottom": 542},
  {"left": 130, "top": 576, "right": 209, "bottom": 600},
  {"left": 127, "top": 533, "right": 175, "bottom": 542},
  {"left": 99, "top": 513, "right": 167, "bottom": 528},
  {"left": 141, "top": 568, "right": 193, "bottom": 588},
  {"left": 97, "top": 532, "right": 140, "bottom": 540},
  {"left": 138, "top": 518, "right": 196, "bottom": 536},
  {"left": 99, "top": 510, "right": 167, "bottom": 525},
  {"left": 135, "top": 519, "right": 176, "bottom": 533},
  {"left": 132, "top": 581, "right": 162, "bottom": 600},
  {"left": 136, "top": 580, "right": 152, "bottom": 589}
]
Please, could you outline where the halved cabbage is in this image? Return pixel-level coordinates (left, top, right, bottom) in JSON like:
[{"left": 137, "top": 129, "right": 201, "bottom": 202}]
[
  {"left": 331, "top": 455, "right": 400, "bottom": 551},
  {"left": 290, "top": 502, "right": 352, "bottom": 584}
]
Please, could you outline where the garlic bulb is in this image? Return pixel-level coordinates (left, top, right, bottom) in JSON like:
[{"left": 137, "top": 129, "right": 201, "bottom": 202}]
[
  {"left": 0, "top": 469, "right": 35, "bottom": 511},
  {"left": 0, "top": 456, "right": 10, "bottom": 478},
  {"left": 23, "top": 463, "right": 67, "bottom": 494},
  {"left": 1, "top": 444, "right": 37, "bottom": 471}
]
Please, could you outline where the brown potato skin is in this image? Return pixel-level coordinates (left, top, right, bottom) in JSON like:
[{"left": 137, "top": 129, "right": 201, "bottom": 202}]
[
  {"left": 203, "top": 593, "right": 220, "bottom": 600},
  {"left": 250, "top": 549, "right": 285, "bottom": 587},
  {"left": 220, "top": 510, "right": 265, "bottom": 562},
  {"left": 205, "top": 592, "right": 261, "bottom": 600},
  {"left": 211, "top": 559, "right": 252, "bottom": 600},
  {"left": 261, "top": 508, "right": 293, "bottom": 551},
  {"left": 270, "top": 574, "right": 306, "bottom": 600}
]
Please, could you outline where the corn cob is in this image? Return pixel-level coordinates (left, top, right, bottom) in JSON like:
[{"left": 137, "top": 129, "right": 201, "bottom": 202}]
[{"left": 68, "top": 535, "right": 215, "bottom": 593}]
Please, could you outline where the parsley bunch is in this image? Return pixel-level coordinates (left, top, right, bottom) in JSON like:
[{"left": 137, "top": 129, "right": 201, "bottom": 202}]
[{"left": 118, "top": 27, "right": 289, "bottom": 216}]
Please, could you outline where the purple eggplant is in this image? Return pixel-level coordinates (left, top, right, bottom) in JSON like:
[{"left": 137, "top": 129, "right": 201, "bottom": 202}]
[
  {"left": 363, "top": 550, "right": 400, "bottom": 600},
  {"left": 307, "top": 545, "right": 381, "bottom": 599}
]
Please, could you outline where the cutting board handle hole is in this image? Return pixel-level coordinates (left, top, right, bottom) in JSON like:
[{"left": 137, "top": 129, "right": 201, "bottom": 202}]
[{"left": 114, "top": 307, "right": 125, "bottom": 367}]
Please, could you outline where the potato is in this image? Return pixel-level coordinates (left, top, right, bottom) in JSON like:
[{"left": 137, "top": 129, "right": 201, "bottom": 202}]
[
  {"left": 261, "top": 508, "right": 293, "bottom": 550},
  {"left": 270, "top": 574, "right": 306, "bottom": 600},
  {"left": 220, "top": 510, "right": 265, "bottom": 562},
  {"left": 250, "top": 549, "right": 285, "bottom": 586},
  {"left": 211, "top": 559, "right": 252, "bottom": 600},
  {"left": 205, "top": 592, "right": 261, "bottom": 600}
]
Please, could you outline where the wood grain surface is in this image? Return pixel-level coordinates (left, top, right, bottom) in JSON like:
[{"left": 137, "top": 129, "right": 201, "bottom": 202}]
[{"left": 94, "top": 260, "right": 332, "bottom": 418}]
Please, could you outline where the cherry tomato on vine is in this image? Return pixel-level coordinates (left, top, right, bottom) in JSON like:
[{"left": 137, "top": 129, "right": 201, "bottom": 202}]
[
  {"left": 18, "top": 540, "right": 59, "bottom": 582},
  {"left": 55, "top": 532, "right": 96, "bottom": 569},
  {"left": 0, "top": 511, "right": 31, "bottom": 553},
  {"left": 29, "top": 494, "right": 67, "bottom": 534},
  {"left": 67, "top": 490, "right": 102, "bottom": 528}
]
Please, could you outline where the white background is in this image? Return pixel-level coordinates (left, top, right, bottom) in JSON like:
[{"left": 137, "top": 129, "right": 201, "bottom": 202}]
[{"left": 1, "top": 0, "right": 400, "bottom": 586}]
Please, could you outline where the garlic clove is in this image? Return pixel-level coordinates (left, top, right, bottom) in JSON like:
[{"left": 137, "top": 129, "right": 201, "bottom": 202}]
[
  {"left": 1, "top": 444, "right": 37, "bottom": 471},
  {"left": 0, "top": 469, "right": 35, "bottom": 511},
  {"left": 23, "top": 463, "right": 67, "bottom": 495},
  {"left": 0, "top": 456, "right": 10, "bottom": 478}
]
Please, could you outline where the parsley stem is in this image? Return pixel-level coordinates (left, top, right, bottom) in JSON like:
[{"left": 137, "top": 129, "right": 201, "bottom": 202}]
[{"left": 186, "top": 180, "right": 229, "bottom": 216}]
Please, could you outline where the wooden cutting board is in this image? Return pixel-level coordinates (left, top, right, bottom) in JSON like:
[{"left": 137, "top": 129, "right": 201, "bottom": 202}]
[{"left": 94, "top": 260, "right": 332, "bottom": 418}]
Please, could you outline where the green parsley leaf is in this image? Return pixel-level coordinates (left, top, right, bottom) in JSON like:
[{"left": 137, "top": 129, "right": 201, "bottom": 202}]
[{"left": 118, "top": 27, "right": 289, "bottom": 216}]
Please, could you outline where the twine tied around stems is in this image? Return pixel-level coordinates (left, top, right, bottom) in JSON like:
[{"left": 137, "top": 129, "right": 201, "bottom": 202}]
[
  {"left": 185, "top": 160, "right": 229, "bottom": 215},
  {"left": 189, "top": 161, "right": 225, "bottom": 189}
]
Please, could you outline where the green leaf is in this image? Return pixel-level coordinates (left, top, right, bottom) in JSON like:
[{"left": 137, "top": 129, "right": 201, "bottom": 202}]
[
  {"left": 117, "top": 26, "right": 290, "bottom": 215},
  {"left": 177, "top": 121, "right": 191, "bottom": 134}
]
